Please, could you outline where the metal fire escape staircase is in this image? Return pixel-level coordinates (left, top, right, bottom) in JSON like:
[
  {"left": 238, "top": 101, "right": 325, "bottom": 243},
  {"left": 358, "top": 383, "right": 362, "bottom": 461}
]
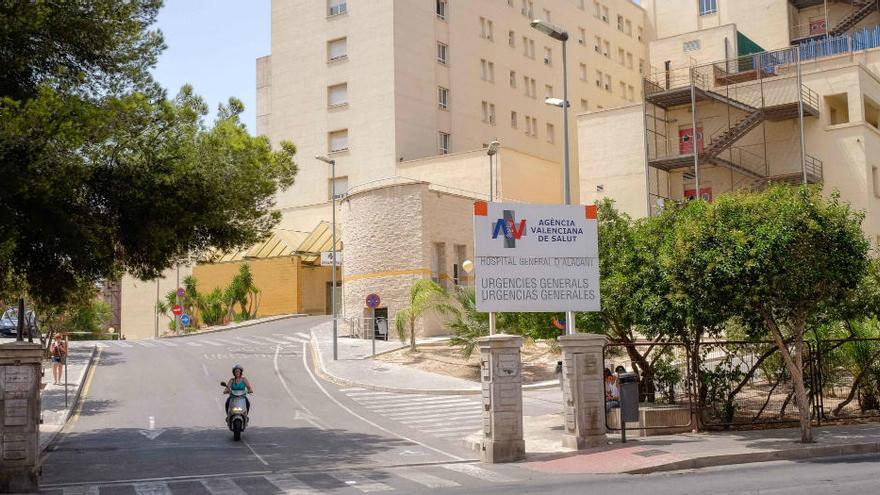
[{"left": 829, "top": 0, "right": 879, "bottom": 37}]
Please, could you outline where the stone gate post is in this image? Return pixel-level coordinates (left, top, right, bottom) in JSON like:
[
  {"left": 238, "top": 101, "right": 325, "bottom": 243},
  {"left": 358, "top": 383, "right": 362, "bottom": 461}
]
[
  {"left": 558, "top": 333, "right": 607, "bottom": 449},
  {"left": 0, "top": 341, "right": 43, "bottom": 492},
  {"left": 479, "top": 334, "right": 525, "bottom": 463}
]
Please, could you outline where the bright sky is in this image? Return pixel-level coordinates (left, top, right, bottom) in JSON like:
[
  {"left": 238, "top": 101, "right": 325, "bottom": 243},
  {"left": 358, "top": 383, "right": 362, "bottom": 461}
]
[{"left": 151, "top": 1, "right": 271, "bottom": 134}]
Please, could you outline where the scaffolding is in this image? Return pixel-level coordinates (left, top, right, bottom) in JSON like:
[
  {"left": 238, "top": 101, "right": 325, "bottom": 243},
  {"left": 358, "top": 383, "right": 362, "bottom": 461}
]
[{"left": 642, "top": 46, "right": 823, "bottom": 215}]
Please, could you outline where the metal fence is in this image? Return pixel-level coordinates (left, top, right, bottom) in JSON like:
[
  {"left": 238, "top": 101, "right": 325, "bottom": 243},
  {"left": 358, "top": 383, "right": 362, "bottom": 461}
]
[
  {"left": 603, "top": 342, "right": 693, "bottom": 433},
  {"left": 814, "top": 338, "right": 880, "bottom": 422}
]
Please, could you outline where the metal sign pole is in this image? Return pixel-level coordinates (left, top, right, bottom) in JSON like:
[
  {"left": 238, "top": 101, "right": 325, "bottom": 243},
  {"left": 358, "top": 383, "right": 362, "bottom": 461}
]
[
  {"left": 488, "top": 312, "right": 496, "bottom": 336},
  {"left": 64, "top": 335, "right": 69, "bottom": 408},
  {"left": 371, "top": 307, "right": 376, "bottom": 358}
]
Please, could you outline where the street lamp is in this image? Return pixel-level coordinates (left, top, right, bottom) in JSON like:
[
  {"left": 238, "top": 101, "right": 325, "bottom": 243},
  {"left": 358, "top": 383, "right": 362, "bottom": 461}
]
[
  {"left": 316, "top": 155, "right": 339, "bottom": 361},
  {"left": 544, "top": 97, "right": 569, "bottom": 108},
  {"left": 532, "top": 18, "right": 575, "bottom": 336},
  {"left": 487, "top": 140, "right": 500, "bottom": 202}
]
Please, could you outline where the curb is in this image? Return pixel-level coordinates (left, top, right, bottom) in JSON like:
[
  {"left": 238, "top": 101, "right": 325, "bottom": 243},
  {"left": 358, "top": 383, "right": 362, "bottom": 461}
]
[
  {"left": 624, "top": 441, "right": 880, "bottom": 474},
  {"left": 161, "top": 314, "right": 309, "bottom": 339},
  {"left": 40, "top": 345, "right": 98, "bottom": 453},
  {"left": 308, "top": 329, "right": 483, "bottom": 396},
  {"left": 307, "top": 326, "right": 562, "bottom": 395}
]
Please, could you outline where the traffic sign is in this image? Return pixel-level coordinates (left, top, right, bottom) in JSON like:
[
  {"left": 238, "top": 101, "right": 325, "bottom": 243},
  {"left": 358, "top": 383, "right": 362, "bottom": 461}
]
[
  {"left": 177, "top": 287, "right": 185, "bottom": 298},
  {"left": 180, "top": 314, "right": 191, "bottom": 327},
  {"left": 171, "top": 304, "right": 183, "bottom": 316},
  {"left": 365, "top": 293, "right": 381, "bottom": 309}
]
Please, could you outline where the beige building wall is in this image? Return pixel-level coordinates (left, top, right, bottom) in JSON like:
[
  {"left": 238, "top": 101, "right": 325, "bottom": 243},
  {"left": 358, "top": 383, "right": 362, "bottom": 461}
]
[
  {"left": 192, "top": 257, "right": 300, "bottom": 319},
  {"left": 260, "top": 0, "right": 647, "bottom": 232},
  {"left": 120, "top": 265, "right": 192, "bottom": 341},
  {"left": 648, "top": 24, "right": 738, "bottom": 72},
  {"left": 642, "top": 0, "right": 791, "bottom": 51}
]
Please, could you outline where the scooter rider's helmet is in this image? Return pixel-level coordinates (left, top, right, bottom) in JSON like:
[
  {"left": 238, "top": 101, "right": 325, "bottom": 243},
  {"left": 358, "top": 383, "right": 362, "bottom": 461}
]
[{"left": 232, "top": 364, "right": 244, "bottom": 375}]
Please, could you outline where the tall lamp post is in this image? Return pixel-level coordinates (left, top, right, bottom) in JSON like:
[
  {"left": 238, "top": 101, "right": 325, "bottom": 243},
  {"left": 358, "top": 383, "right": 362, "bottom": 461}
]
[
  {"left": 316, "top": 155, "right": 339, "bottom": 361},
  {"left": 486, "top": 141, "right": 500, "bottom": 335},
  {"left": 532, "top": 18, "right": 575, "bottom": 336}
]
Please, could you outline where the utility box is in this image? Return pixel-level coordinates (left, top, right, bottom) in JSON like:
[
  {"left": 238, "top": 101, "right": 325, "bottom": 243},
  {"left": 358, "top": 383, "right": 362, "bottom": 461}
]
[
  {"left": 0, "top": 341, "right": 43, "bottom": 493},
  {"left": 618, "top": 372, "right": 640, "bottom": 423}
]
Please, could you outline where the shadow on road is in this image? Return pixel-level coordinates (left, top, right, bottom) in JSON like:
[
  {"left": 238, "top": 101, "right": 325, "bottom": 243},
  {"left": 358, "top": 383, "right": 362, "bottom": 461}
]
[{"left": 42, "top": 425, "right": 413, "bottom": 485}]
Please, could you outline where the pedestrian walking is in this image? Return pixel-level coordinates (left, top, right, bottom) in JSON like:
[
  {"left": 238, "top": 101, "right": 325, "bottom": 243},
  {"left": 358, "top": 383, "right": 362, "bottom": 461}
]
[{"left": 50, "top": 333, "right": 68, "bottom": 385}]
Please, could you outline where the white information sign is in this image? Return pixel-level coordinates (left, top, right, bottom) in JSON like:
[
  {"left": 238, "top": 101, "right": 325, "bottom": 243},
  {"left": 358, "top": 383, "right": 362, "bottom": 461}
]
[
  {"left": 473, "top": 202, "right": 600, "bottom": 312},
  {"left": 320, "top": 251, "right": 343, "bottom": 266}
]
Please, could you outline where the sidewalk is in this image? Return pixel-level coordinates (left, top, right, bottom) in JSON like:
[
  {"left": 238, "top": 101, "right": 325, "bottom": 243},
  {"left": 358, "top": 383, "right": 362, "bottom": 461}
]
[
  {"left": 39, "top": 342, "right": 97, "bottom": 452},
  {"left": 517, "top": 414, "right": 880, "bottom": 475},
  {"left": 162, "top": 313, "right": 308, "bottom": 339},
  {"left": 310, "top": 321, "right": 482, "bottom": 394}
]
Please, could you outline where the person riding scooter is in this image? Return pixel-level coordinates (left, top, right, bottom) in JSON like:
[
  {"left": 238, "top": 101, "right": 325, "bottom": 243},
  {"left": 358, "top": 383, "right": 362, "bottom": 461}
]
[{"left": 224, "top": 364, "right": 253, "bottom": 413}]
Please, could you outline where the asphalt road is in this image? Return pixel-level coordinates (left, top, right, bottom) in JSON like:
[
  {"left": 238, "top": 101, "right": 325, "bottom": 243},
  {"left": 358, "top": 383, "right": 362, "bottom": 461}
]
[{"left": 38, "top": 316, "right": 880, "bottom": 494}]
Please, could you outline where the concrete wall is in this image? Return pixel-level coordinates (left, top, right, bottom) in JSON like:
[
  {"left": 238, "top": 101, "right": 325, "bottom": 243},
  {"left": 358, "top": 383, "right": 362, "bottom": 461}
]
[
  {"left": 120, "top": 265, "right": 192, "bottom": 341},
  {"left": 642, "top": 0, "right": 791, "bottom": 52},
  {"left": 648, "top": 24, "right": 738, "bottom": 73},
  {"left": 193, "top": 257, "right": 300, "bottom": 318}
]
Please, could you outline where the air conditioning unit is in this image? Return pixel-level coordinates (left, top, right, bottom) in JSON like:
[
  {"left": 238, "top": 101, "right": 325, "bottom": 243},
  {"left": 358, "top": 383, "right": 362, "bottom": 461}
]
[
  {"left": 601, "top": 15, "right": 608, "bottom": 22},
  {"left": 578, "top": 39, "right": 585, "bottom": 45},
  {"left": 594, "top": 45, "right": 600, "bottom": 52},
  {"left": 544, "top": 57, "right": 551, "bottom": 65}
]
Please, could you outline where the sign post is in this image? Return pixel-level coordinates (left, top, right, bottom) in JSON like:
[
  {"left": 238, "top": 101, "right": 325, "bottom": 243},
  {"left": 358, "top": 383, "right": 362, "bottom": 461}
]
[{"left": 366, "top": 293, "right": 381, "bottom": 358}]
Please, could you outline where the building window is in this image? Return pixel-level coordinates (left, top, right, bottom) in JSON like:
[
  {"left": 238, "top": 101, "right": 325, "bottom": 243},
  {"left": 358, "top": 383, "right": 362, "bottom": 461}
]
[
  {"left": 603, "top": 40, "right": 610, "bottom": 57},
  {"left": 327, "top": 37, "right": 347, "bottom": 62},
  {"left": 579, "top": 63, "right": 587, "bottom": 81},
  {"left": 431, "top": 242, "right": 446, "bottom": 286},
  {"left": 578, "top": 27, "right": 586, "bottom": 45},
  {"left": 509, "top": 30, "right": 516, "bottom": 47},
  {"left": 545, "top": 84, "right": 554, "bottom": 98},
  {"left": 826, "top": 93, "right": 850, "bottom": 124},
  {"left": 480, "top": 59, "right": 488, "bottom": 80},
  {"left": 602, "top": 6, "right": 609, "bottom": 22},
  {"left": 436, "top": 0, "right": 447, "bottom": 20},
  {"left": 580, "top": 99, "right": 589, "bottom": 111},
  {"left": 438, "top": 86, "right": 449, "bottom": 110},
  {"left": 546, "top": 123, "right": 555, "bottom": 143},
  {"left": 327, "top": 0, "right": 346, "bottom": 16},
  {"left": 627, "top": 52, "right": 634, "bottom": 69},
  {"left": 453, "top": 244, "right": 466, "bottom": 286},
  {"left": 617, "top": 15, "right": 624, "bottom": 31},
  {"left": 543, "top": 8, "right": 551, "bottom": 22},
  {"left": 489, "top": 103, "right": 496, "bottom": 124},
  {"left": 509, "top": 70, "right": 517, "bottom": 88},
  {"left": 628, "top": 85, "right": 635, "bottom": 102},
  {"left": 619, "top": 81, "right": 627, "bottom": 98},
  {"left": 530, "top": 78, "right": 537, "bottom": 98},
  {"left": 480, "top": 17, "right": 494, "bottom": 40},
  {"left": 510, "top": 111, "right": 518, "bottom": 128},
  {"left": 328, "top": 176, "right": 349, "bottom": 200},
  {"left": 594, "top": 35, "right": 602, "bottom": 53},
  {"left": 639, "top": 58, "right": 645, "bottom": 74},
  {"left": 437, "top": 42, "right": 448, "bottom": 64},
  {"left": 638, "top": 26, "right": 644, "bottom": 42},
  {"left": 595, "top": 70, "right": 603, "bottom": 88},
  {"left": 873, "top": 166, "right": 880, "bottom": 198},
  {"left": 544, "top": 47, "right": 552, "bottom": 65},
  {"left": 605, "top": 74, "right": 612, "bottom": 92},
  {"left": 438, "top": 131, "right": 450, "bottom": 154},
  {"left": 699, "top": 0, "right": 717, "bottom": 16},
  {"left": 683, "top": 39, "right": 701, "bottom": 52},
  {"left": 481, "top": 101, "right": 496, "bottom": 124},
  {"left": 521, "top": 0, "right": 533, "bottom": 17},
  {"left": 626, "top": 19, "right": 632, "bottom": 36},
  {"left": 328, "top": 129, "right": 348, "bottom": 153},
  {"left": 618, "top": 48, "right": 625, "bottom": 65},
  {"left": 593, "top": 1, "right": 600, "bottom": 18},
  {"left": 327, "top": 83, "right": 348, "bottom": 107}
]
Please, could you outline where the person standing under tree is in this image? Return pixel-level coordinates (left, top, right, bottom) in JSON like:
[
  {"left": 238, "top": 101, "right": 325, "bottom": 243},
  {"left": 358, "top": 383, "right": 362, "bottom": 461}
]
[{"left": 50, "top": 333, "right": 67, "bottom": 385}]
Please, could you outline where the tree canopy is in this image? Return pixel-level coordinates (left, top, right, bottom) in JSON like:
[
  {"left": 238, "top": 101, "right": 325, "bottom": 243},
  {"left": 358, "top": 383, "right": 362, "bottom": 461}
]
[{"left": 0, "top": 1, "right": 298, "bottom": 306}]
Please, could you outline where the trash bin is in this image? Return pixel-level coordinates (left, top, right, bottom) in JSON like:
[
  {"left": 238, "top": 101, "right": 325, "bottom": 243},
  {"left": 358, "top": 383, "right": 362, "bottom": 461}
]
[
  {"left": 618, "top": 372, "right": 640, "bottom": 423},
  {"left": 375, "top": 317, "right": 388, "bottom": 340}
]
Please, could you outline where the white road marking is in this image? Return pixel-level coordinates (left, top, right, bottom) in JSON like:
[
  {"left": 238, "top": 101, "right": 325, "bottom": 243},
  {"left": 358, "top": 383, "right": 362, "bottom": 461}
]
[
  {"left": 434, "top": 430, "right": 479, "bottom": 438},
  {"left": 202, "top": 363, "right": 210, "bottom": 377},
  {"left": 400, "top": 414, "right": 482, "bottom": 425},
  {"left": 263, "top": 473, "right": 322, "bottom": 494},
  {"left": 301, "top": 342, "right": 466, "bottom": 461},
  {"left": 396, "top": 468, "right": 461, "bottom": 488},
  {"left": 134, "top": 341, "right": 156, "bottom": 347},
  {"left": 281, "top": 336, "right": 309, "bottom": 344},
  {"left": 61, "top": 487, "right": 99, "bottom": 495},
  {"left": 339, "top": 387, "right": 366, "bottom": 392},
  {"left": 255, "top": 336, "right": 287, "bottom": 344},
  {"left": 331, "top": 472, "right": 393, "bottom": 493},
  {"left": 385, "top": 405, "right": 480, "bottom": 419},
  {"left": 202, "top": 340, "right": 225, "bottom": 346},
  {"left": 421, "top": 423, "right": 482, "bottom": 434},
  {"left": 149, "top": 416, "right": 155, "bottom": 429},
  {"left": 345, "top": 391, "right": 398, "bottom": 398},
  {"left": 442, "top": 463, "right": 516, "bottom": 483},
  {"left": 133, "top": 482, "right": 172, "bottom": 495},
  {"left": 115, "top": 341, "right": 133, "bottom": 348},
  {"left": 94, "top": 342, "right": 110, "bottom": 348},
  {"left": 273, "top": 344, "right": 325, "bottom": 430},
  {"left": 296, "top": 332, "right": 311, "bottom": 339},
  {"left": 235, "top": 337, "right": 265, "bottom": 345},
  {"left": 153, "top": 340, "right": 176, "bottom": 347},
  {"left": 351, "top": 394, "right": 461, "bottom": 404},
  {"left": 243, "top": 439, "right": 270, "bottom": 466},
  {"left": 186, "top": 341, "right": 203, "bottom": 347},
  {"left": 370, "top": 400, "right": 476, "bottom": 413},
  {"left": 201, "top": 478, "right": 248, "bottom": 495}
]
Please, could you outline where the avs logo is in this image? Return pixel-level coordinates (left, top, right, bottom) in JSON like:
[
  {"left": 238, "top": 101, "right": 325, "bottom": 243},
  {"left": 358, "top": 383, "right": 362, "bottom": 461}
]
[{"left": 492, "top": 210, "right": 526, "bottom": 248}]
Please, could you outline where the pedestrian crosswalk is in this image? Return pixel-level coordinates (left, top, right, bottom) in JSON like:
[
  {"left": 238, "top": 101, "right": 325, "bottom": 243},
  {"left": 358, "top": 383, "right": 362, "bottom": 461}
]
[
  {"left": 80, "top": 332, "right": 312, "bottom": 350},
  {"left": 343, "top": 389, "right": 483, "bottom": 441},
  {"left": 46, "top": 463, "right": 517, "bottom": 495}
]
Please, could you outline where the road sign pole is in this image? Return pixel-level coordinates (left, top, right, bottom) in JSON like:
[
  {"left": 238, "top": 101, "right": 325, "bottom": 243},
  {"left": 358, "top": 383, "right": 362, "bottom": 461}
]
[
  {"left": 371, "top": 307, "right": 376, "bottom": 358},
  {"left": 488, "top": 312, "right": 496, "bottom": 336}
]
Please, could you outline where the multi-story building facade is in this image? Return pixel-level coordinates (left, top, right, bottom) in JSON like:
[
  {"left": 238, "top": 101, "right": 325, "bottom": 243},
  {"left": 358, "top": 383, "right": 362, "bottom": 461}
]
[
  {"left": 580, "top": 0, "right": 880, "bottom": 244},
  {"left": 258, "top": 0, "right": 646, "bottom": 231}
]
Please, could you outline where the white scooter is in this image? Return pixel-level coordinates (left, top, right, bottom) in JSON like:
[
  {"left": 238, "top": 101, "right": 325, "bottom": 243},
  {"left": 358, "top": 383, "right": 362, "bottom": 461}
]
[{"left": 221, "top": 381, "right": 250, "bottom": 441}]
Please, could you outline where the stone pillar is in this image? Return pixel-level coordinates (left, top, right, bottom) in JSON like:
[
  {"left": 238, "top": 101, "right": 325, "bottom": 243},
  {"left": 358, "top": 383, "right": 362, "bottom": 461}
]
[
  {"left": 558, "top": 333, "right": 607, "bottom": 450},
  {"left": 0, "top": 341, "right": 42, "bottom": 492},
  {"left": 479, "top": 334, "right": 525, "bottom": 463}
]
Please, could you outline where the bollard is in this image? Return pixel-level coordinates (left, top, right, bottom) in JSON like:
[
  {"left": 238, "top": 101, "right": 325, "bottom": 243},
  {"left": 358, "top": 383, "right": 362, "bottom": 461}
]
[
  {"left": 558, "top": 333, "right": 608, "bottom": 449},
  {"left": 478, "top": 334, "right": 525, "bottom": 463},
  {"left": 0, "top": 341, "right": 42, "bottom": 492}
]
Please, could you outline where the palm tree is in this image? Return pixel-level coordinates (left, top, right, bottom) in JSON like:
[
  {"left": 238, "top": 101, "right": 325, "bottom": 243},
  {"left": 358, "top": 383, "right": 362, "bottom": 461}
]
[
  {"left": 443, "top": 286, "right": 489, "bottom": 359},
  {"left": 395, "top": 279, "right": 448, "bottom": 352}
]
